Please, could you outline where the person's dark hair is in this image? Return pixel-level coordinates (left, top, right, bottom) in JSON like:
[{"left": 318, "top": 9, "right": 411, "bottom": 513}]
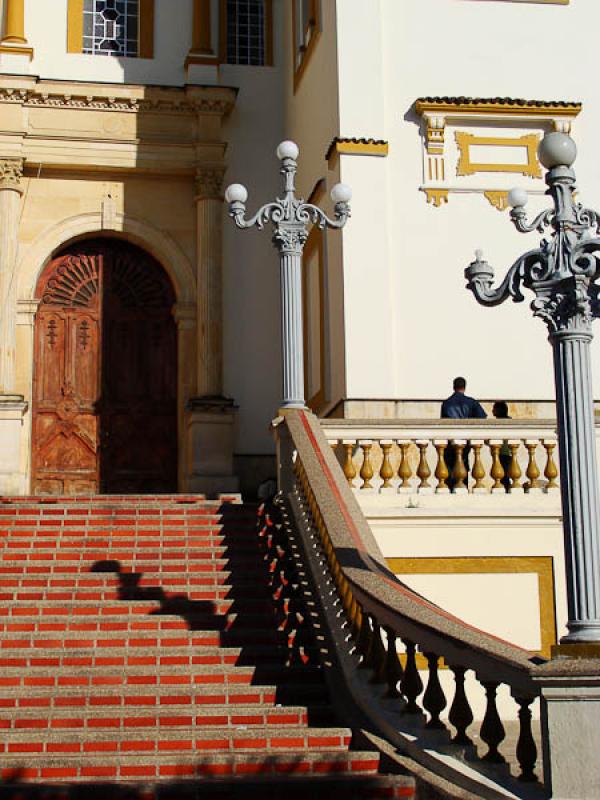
[
  {"left": 453, "top": 376, "right": 466, "bottom": 391},
  {"left": 493, "top": 401, "right": 509, "bottom": 419}
]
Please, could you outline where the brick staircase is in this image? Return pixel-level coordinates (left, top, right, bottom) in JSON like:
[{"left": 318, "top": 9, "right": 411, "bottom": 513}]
[{"left": 0, "top": 496, "right": 415, "bottom": 798}]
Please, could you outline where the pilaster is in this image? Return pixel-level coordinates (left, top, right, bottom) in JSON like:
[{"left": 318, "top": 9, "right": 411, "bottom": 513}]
[
  {"left": 0, "top": 0, "right": 33, "bottom": 58},
  {"left": 195, "top": 165, "right": 226, "bottom": 398},
  {"left": 186, "top": 164, "right": 239, "bottom": 496},
  {"left": 0, "top": 158, "right": 24, "bottom": 396},
  {"left": 186, "top": 0, "right": 218, "bottom": 76},
  {"left": 534, "top": 664, "right": 600, "bottom": 799}
]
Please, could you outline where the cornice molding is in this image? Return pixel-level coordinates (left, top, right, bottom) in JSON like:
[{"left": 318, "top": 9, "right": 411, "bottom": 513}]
[
  {"left": 325, "top": 137, "right": 388, "bottom": 163},
  {"left": 0, "top": 83, "right": 236, "bottom": 116},
  {"left": 416, "top": 97, "right": 582, "bottom": 119}
]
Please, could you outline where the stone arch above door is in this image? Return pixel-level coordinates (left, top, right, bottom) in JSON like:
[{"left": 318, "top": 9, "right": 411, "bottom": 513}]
[{"left": 18, "top": 211, "right": 196, "bottom": 305}]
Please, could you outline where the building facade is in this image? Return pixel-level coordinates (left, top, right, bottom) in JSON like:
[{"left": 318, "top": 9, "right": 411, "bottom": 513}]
[{"left": 0, "top": 0, "right": 595, "bottom": 497}]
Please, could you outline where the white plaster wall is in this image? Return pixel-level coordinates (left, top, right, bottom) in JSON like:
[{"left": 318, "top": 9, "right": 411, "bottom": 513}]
[
  {"left": 334, "top": 0, "right": 600, "bottom": 403},
  {"left": 221, "top": 60, "right": 285, "bottom": 453},
  {"left": 282, "top": 1, "right": 345, "bottom": 409}
]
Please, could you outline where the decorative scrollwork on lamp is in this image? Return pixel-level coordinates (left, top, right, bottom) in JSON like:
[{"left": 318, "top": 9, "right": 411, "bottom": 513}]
[
  {"left": 465, "top": 131, "right": 600, "bottom": 645},
  {"left": 225, "top": 141, "right": 351, "bottom": 408}
]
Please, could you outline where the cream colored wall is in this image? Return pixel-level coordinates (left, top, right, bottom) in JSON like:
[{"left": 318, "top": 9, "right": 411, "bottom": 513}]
[
  {"left": 282, "top": 1, "right": 346, "bottom": 410},
  {"left": 330, "top": 0, "right": 600, "bottom": 405}
]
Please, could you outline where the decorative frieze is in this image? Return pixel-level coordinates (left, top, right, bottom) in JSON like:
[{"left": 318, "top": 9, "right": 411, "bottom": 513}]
[{"left": 0, "top": 87, "right": 235, "bottom": 116}]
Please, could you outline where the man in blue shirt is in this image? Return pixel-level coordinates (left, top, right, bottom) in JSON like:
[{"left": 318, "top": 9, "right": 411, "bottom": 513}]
[
  {"left": 441, "top": 377, "right": 487, "bottom": 420},
  {"left": 441, "top": 377, "right": 486, "bottom": 489}
]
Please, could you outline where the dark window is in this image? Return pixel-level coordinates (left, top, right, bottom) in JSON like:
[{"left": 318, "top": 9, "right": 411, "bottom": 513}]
[{"left": 226, "top": 0, "right": 267, "bottom": 66}]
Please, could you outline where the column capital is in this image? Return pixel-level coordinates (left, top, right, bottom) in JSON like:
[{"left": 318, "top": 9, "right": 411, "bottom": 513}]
[
  {"left": 195, "top": 166, "right": 225, "bottom": 201},
  {"left": 0, "top": 159, "right": 24, "bottom": 193}
]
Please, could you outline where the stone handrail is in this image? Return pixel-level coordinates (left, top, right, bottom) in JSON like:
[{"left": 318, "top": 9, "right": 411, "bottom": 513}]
[
  {"left": 275, "top": 409, "right": 546, "bottom": 797},
  {"left": 321, "top": 419, "right": 559, "bottom": 494}
]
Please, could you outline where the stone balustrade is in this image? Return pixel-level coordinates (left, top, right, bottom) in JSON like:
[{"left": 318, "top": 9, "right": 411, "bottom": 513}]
[
  {"left": 276, "top": 410, "right": 551, "bottom": 797},
  {"left": 321, "top": 419, "right": 559, "bottom": 494}
]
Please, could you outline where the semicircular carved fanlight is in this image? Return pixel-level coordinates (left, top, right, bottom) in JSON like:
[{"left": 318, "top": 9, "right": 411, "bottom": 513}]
[
  {"left": 42, "top": 255, "right": 100, "bottom": 308},
  {"left": 108, "top": 252, "right": 173, "bottom": 309}
]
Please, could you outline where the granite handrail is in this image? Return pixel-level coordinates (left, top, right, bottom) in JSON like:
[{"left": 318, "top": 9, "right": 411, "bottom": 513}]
[{"left": 275, "top": 408, "right": 546, "bottom": 793}]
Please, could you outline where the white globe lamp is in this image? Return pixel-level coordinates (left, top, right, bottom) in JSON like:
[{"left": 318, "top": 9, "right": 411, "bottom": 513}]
[{"left": 224, "top": 183, "right": 248, "bottom": 204}]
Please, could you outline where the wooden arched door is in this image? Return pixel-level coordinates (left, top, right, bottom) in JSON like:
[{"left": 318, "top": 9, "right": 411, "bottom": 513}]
[{"left": 32, "top": 240, "right": 177, "bottom": 495}]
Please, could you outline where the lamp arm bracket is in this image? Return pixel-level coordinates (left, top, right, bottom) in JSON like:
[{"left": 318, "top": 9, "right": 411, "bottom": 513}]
[
  {"left": 297, "top": 202, "right": 350, "bottom": 229},
  {"left": 510, "top": 207, "right": 555, "bottom": 235},
  {"left": 229, "top": 200, "right": 286, "bottom": 231}
]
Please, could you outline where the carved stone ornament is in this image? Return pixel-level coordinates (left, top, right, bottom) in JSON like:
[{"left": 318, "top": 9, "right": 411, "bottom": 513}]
[
  {"left": 465, "top": 158, "right": 600, "bottom": 337},
  {"left": 0, "top": 158, "right": 24, "bottom": 192},
  {"left": 195, "top": 167, "right": 225, "bottom": 200}
]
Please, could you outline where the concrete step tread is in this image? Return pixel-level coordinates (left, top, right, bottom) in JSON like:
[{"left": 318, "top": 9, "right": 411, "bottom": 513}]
[
  {"left": 0, "top": 746, "right": 370, "bottom": 761},
  {"left": 0, "top": 607, "right": 282, "bottom": 620},
  {"left": 0, "top": 662, "right": 323, "bottom": 679},
  {"left": 1, "top": 720, "right": 348, "bottom": 736},
  {"left": 0, "top": 681, "right": 328, "bottom": 698},
  {"left": 0, "top": 750, "right": 380, "bottom": 777}
]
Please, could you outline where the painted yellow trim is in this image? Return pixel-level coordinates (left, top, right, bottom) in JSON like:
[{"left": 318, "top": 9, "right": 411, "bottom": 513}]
[
  {"left": 386, "top": 556, "right": 557, "bottom": 659},
  {"left": 2, "top": 0, "right": 26, "bottom": 43},
  {"left": 139, "top": 0, "right": 154, "bottom": 58},
  {"left": 336, "top": 141, "right": 388, "bottom": 158},
  {"left": 416, "top": 99, "right": 581, "bottom": 118},
  {"left": 455, "top": 132, "right": 542, "bottom": 179},
  {"left": 552, "top": 642, "right": 600, "bottom": 659},
  {"left": 67, "top": 0, "right": 84, "bottom": 54},
  {"left": 293, "top": 0, "right": 321, "bottom": 93},
  {"left": 422, "top": 188, "right": 449, "bottom": 208},
  {"left": 192, "top": 0, "right": 212, "bottom": 52},
  {"left": 484, "top": 190, "right": 510, "bottom": 212},
  {"left": 0, "top": 43, "right": 32, "bottom": 57}
]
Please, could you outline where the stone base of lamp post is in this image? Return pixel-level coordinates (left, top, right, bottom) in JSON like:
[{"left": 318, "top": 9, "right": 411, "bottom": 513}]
[
  {"left": 184, "top": 397, "right": 239, "bottom": 496},
  {"left": 0, "top": 394, "right": 28, "bottom": 495},
  {"left": 534, "top": 664, "right": 600, "bottom": 799}
]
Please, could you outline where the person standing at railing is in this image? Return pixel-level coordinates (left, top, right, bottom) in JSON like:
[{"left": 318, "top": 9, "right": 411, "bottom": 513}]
[
  {"left": 441, "top": 377, "right": 487, "bottom": 489},
  {"left": 492, "top": 400, "right": 511, "bottom": 490}
]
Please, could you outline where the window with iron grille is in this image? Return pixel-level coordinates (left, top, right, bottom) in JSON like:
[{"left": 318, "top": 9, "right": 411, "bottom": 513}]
[
  {"left": 226, "top": 0, "right": 266, "bottom": 66},
  {"left": 83, "top": 0, "right": 139, "bottom": 57}
]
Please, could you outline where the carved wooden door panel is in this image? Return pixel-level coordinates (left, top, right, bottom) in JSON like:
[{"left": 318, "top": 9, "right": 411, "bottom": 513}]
[
  {"left": 32, "top": 241, "right": 177, "bottom": 495},
  {"left": 32, "top": 253, "right": 101, "bottom": 495},
  {"left": 100, "top": 250, "right": 177, "bottom": 493}
]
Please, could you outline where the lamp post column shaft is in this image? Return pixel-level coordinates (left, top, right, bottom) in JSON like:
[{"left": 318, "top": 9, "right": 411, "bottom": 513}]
[
  {"left": 552, "top": 329, "right": 600, "bottom": 641},
  {"left": 279, "top": 245, "right": 305, "bottom": 409}
]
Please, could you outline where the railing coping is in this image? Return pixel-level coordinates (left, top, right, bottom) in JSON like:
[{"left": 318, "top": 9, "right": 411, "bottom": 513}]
[
  {"left": 282, "top": 409, "right": 542, "bottom": 692},
  {"left": 321, "top": 418, "right": 559, "bottom": 432}
]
